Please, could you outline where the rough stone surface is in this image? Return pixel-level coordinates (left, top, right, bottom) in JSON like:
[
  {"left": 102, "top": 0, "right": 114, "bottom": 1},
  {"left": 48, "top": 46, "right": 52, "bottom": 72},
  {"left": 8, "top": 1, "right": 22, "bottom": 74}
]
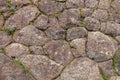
[
  {"left": 5, "top": 43, "right": 29, "bottom": 59},
  {"left": 20, "top": 55, "right": 63, "bottom": 80},
  {"left": 101, "top": 21, "right": 120, "bottom": 36},
  {"left": 13, "top": 25, "right": 48, "bottom": 46},
  {"left": 98, "top": 0, "right": 110, "bottom": 10},
  {"left": 0, "top": 31, "right": 12, "bottom": 49},
  {"left": 84, "top": 17, "right": 100, "bottom": 31},
  {"left": 81, "top": 8, "right": 93, "bottom": 17},
  {"left": 98, "top": 60, "right": 114, "bottom": 77},
  {"left": 92, "top": 9, "right": 108, "bottom": 21},
  {"left": 56, "top": 57, "right": 103, "bottom": 80},
  {"left": 67, "top": 27, "right": 87, "bottom": 41},
  {"left": 70, "top": 38, "right": 86, "bottom": 57},
  {"left": 43, "top": 40, "right": 73, "bottom": 65},
  {"left": 5, "top": 5, "right": 40, "bottom": 30},
  {"left": 111, "top": 0, "right": 120, "bottom": 12},
  {"left": 38, "top": 0, "right": 64, "bottom": 15},
  {"left": 85, "top": 0, "right": 98, "bottom": 8},
  {"left": 110, "top": 76, "right": 120, "bottom": 80},
  {"left": 0, "top": 0, "right": 8, "bottom": 11},
  {"left": 0, "top": 54, "right": 35, "bottom": 80},
  {"left": 66, "top": 0, "right": 84, "bottom": 8},
  {"left": 87, "top": 31, "right": 118, "bottom": 61},
  {"left": 58, "top": 9, "right": 81, "bottom": 29}
]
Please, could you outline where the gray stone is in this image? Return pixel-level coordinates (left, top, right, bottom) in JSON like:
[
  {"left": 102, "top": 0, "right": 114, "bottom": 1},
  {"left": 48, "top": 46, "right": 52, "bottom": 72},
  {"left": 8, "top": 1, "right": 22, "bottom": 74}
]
[
  {"left": 70, "top": 38, "right": 86, "bottom": 57},
  {"left": 20, "top": 55, "right": 63, "bottom": 80},
  {"left": 98, "top": 60, "right": 114, "bottom": 77},
  {"left": 87, "top": 31, "right": 118, "bottom": 62},
  {"left": 67, "top": 27, "right": 87, "bottom": 41},
  {"left": 34, "top": 14, "right": 49, "bottom": 30},
  {"left": 45, "top": 26, "right": 65, "bottom": 40},
  {"left": 30, "top": 46, "right": 45, "bottom": 55},
  {"left": 85, "top": 0, "right": 98, "bottom": 8},
  {"left": 43, "top": 40, "right": 73, "bottom": 66},
  {"left": 110, "top": 76, "right": 120, "bottom": 80},
  {"left": 5, "top": 5, "right": 40, "bottom": 30},
  {"left": 57, "top": 57, "right": 103, "bottom": 80},
  {"left": 101, "top": 21, "right": 120, "bottom": 36},
  {"left": 111, "top": 0, "right": 120, "bottom": 12},
  {"left": 84, "top": 17, "right": 100, "bottom": 31},
  {"left": 116, "top": 36, "right": 120, "bottom": 43},
  {"left": 58, "top": 9, "right": 81, "bottom": 29},
  {"left": 0, "top": 54, "right": 35, "bottom": 80},
  {"left": 81, "top": 8, "right": 93, "bottom": 17},
  {"left": 98, "top": 0, "right": 110, "bottom": 10},
  {"left": 92, "top": 9, "right": 108, "bottom": 21},
  {"left": 38, "top": 0, "right": 64, "bottom": 15},
  {"left": 5, "top": 43, "right": 29, "bottom": 59},
  {"left": 66, "top": 0, "right": 84, "bottom": 8},
  {"left": 13, "top": 25, "right": 48, "bottom": 46},
  {"left": 0, "top": 0, "right": 8, "bottom": 11},
  {"left": 0, "top": 31, "right": 12, "bottom": 49},
  {"left": 110, "top": 12, "right": 120, "bottom": 24}
]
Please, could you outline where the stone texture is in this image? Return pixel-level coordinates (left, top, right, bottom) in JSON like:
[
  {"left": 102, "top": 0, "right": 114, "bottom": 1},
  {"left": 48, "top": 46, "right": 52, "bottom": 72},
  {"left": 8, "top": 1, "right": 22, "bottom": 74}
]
[
  {"left": 5, "top": 5, "right": 40, "bottom": 30},
  {"left": 98, "top": 60, "right": 114, "bottom": 77},
  {"left": 38, "top": 0, "right": 64, "bottom": 15},
  {"left": 80, "top": 8, "right": 93, "bottom": 17},
  {"left": 110, "top": 13, "right": 120, "bottom": 24},
  {"left": 66, "top": 0, "right": 84, "bottom": 8},
  {"left": 67, "top": 27, "right": 87, "bottom": 41},
  {"left": 30, "top": 46, "right": 45, "bottom": 55},
  {"left": 0, "top": 15, "right": 4, "bottom": 27},
  {"left": 0, "top": 31, "right": 12, "bottom": 49},
  {"left": 86, "top": 31, "right": 118, "bottom": 62},
  {"left": 13, "top": 25, "right": 48, "bottom": 46},
  {"left": 110, "top": 76, "right": 120, "bottom": 80},
  {"left": 70, "top": 38, "right": 86, "bottom": 57},
  {"left": 45, "top": 26, "right": 65, "bottom": 40},
  {"left": 84, "top": 17, "right": 100, "bottom": 31},
  {"left": 0, "top": 0, "right": 7, "bottom": 11},
  {"left": 116, "top": 36, "right": 120, "bottom": 43},
  {"left": 92, "top": 9, "right": 108, "bottom": 21},
  {"left": 56, "top": 57, "right": 103, "bottom": 80},
  {"left": 0, "top": 54, "right": 35, "bottom": 80},
  {"left": 5, "top": 43, "right": 29, "bottom": 59},
  {"left": 111, "top": 0, "right": 120, "bottom": 12},
  {"left": 34, "top": 14, "right": 49, "bottom": 30},
  {"left": 85, "top": 0, "right": 98, "bottom": 8},
  {"left": 43, "top": 40, "right": 73, "bottom": 66},
  {"left": 20, "top": 55, "right": 63, "bottom": 80},
  {"left": 101, "top": 21, "right": 120, "bottom": 36},
  {"left": 58, "top": 9, "right": 81, "bottom": 29},
  {"left": 98, "top": 0, "right": 110, "bottom": 10}
]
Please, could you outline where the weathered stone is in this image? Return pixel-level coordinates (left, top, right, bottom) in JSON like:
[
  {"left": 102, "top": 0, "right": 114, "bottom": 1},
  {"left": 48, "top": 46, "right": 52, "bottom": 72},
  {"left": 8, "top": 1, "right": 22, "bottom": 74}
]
[
  {"left": 38, "top": 0, "right": 64, "bottom": 15},
  {"left": 81, "top": 8, "right": 93, "bottom": 17},
  {"left": 101, "top": 21, "right": 120, "bottom": 36},
  {"left": 85, "top": 0, "right": 98, "bottom": 8},
  {"left": 0, "top": 31, "right": 12, "bottom": 49},
  {"left": 13, "top": 25, "right": 48, "bottom": 46},
  {"left": 110, "top": 76, "right": 120, "bottom": 80},
  {"left": 43, "top": 40, "right": 73, "bottom": 65},
  {"left": 20, "top": 55, "right": 63, "bottom": 80},
  {"left": 5, "top": 5, "right": 40, "bottom": 30},
  {"left": 34, "top": 14, "right": 49, "bottom": 30},
  {"left": 84, "top": 17, "right": 100, "bottom": 31},
  {"left": 98, "top": 60, "right": 114, "bottom": 77},
  {"left": 0, "top": 54, "right": 35, "bottom": 80},
  {"left": 67, "top": 27, "right": 87, "bottom": 41},
  {"left": 116, "top": 36, "right": 120, "bottom": 43},
  {"left": 66, "top": 0, "right": 84, "bottom": 8},
  {"left": 45, "top": 26, "right": 65, "bottom": 40},
  {"left": 70, "top": 38, "right": 86, "bottom": 57},
  {"left": 87, "top": 31, "right": 118, "bottom": 62},
  {"left": 58, "top": 9, "right": 81, "bottom": 29},
  {"left": 30, "top": 46, "right": 45, "bottom": 55},
  {"left": 111, "top": 0, "right": 120, "bottom": 12},
  {"left": 5, "top": 43, "right": 29, "bottom": 59},
  {"left": 0, "top": 0, "right": 8, "bottom": 11},
  {"left": 92, "top": 9, "right": 108, "bottom": 21},
  {"left": 98, "top": 0, "right": 110, "bottom": 10},
  {"left": 110, "top": 12, "right": 120, "bottom": 24},
  {"left": 57, "top": 57, "right": 103, "bottom": 80},
  {"left": 0, "top": 15, "right": 4, "bottom": 27}
]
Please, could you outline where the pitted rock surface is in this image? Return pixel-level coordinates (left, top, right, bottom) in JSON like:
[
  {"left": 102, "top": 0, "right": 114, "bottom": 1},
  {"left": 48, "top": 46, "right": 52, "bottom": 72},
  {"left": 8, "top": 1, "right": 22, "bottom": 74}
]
[{"left": 0, "top": 0, "right": 120, "bottom": 80}]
